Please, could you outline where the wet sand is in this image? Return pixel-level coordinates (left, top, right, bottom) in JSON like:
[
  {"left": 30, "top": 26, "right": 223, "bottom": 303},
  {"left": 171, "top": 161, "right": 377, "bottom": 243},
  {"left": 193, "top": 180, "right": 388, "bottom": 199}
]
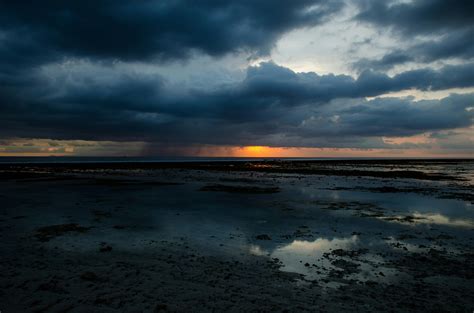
[{"left": 0, "top": 160, "right": 473, "bottom": 312}]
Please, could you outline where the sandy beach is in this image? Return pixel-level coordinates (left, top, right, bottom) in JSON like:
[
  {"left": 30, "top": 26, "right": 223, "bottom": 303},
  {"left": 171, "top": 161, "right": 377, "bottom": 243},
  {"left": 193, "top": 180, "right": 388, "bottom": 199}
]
[{"left": 1, "top": 159, "right": 473, "bottom": 312}]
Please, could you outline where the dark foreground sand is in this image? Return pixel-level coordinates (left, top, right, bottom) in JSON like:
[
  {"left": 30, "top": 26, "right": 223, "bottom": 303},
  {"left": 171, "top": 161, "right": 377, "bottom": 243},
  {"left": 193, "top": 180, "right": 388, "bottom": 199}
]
[{"left": 0, "top": 160, "right": 473, "bottom": 312}]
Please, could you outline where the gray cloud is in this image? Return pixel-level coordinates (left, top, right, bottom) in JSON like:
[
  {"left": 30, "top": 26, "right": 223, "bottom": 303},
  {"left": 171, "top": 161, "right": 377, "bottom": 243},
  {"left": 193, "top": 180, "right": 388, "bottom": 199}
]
[
  {"left": 1, "top": 61, "right": 473, "bottom": 148},
  {"left": 0, "top": 0, "right": 342, "bottom": 69},
  {"left": 353, "top": 29, "right": 474, "bottom": 71},
  {"left": 353, "top": 0, "right": 474, "bottom": 70},
  {"left": 1, "top": 1, "right": 473, "bottom": 153},
  {"left": 355, "top": 0, "right": 473, "bottom": 35}
]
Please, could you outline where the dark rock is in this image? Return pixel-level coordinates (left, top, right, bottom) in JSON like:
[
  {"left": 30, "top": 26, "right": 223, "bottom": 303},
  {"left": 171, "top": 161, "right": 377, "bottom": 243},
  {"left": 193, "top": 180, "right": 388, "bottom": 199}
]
[
  {"left": 35, "top": 223, "right": 90, "bottom": 242},
  {"left": 80, "top": 271, "right": 99, "bottom": 282},
  {"left": 99, "top": 243, "right": 113, "bottom": 252},
  {"left": 154, "top": 304, "right": 168, "bottom": 312},
  {"left": 200, "top": 184, "right": 280, "bottom": 194}
]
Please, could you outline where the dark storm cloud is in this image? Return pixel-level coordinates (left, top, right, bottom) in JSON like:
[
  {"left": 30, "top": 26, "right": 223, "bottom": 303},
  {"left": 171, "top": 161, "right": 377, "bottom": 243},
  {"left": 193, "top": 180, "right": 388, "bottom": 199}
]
[
  {"left": 312, "top": 94, "right": 474, "bottom": 137},
  {"left": 193, "top": 62, "right": 474, "bottom": 118},
  {"left": 1, "top": 61, "right": 473, "bottom": 147},
  {"left": 31, "top": 61, "right": 474, "bottom": 122},
  {"left": 1, "top": 0, "right": 473, "bottom": 150},
  {"left": 355, "top": 0, "right": 473, "bottom": 35},
  {"left": 0, "top": 0, "right": 345, "bottom": 118},
  {"left": 353, "top": 29, "right": 474, "bottom": 71},
  {"left": 353, "top": 51, "right": 413, "bottom": 72},
  {"left": 353, "top": 0, "right": 474, "bottom": 70},
  {"left": 0, "top": 0, "right": 342, "bottom": 67}
]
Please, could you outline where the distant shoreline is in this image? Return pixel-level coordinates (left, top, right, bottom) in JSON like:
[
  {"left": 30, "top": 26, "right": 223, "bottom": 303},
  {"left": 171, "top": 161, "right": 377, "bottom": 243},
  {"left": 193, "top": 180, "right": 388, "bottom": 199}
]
[
  {"left": 0, "top": 156, "right": 473, "bottom": 165},
  {"left": 1, "top": 158, "right": 472, "bottom": 182}
]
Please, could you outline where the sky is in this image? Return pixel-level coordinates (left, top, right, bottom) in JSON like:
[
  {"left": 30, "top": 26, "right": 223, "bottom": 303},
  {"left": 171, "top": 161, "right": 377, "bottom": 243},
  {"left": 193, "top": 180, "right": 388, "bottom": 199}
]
[{"left": 0, "top": 0, "right": 473, "bottom": 157}]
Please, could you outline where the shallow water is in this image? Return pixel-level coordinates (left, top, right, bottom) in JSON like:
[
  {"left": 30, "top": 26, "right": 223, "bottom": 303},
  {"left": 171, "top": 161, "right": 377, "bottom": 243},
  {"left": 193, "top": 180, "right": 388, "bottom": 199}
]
[{"left": 1, "top": 162, "right": 473, "bottom": 288}]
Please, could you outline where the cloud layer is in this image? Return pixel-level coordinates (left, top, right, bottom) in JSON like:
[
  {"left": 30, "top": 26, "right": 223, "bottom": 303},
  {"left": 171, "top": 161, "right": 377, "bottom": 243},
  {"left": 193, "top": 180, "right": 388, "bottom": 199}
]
[
  {"left": 1, "top": 61, "right": 472, "bottom": 148},
  {"left": 354, "top": 0, "right": 474, "bottom": 70},
  {"left": 0, "top": 1, "right": 473, "bottom": 155},
  {"left": 0, "top": 1, "right": 342, "bottom": 66}
]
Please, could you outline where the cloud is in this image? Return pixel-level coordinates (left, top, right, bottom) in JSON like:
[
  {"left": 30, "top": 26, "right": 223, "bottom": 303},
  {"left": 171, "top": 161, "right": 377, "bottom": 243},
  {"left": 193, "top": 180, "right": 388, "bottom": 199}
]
[
  {"left": 352, "top": 0, "right": 474, "bottom": 70},
  {"left": 355, "top": 0, "right": 473, "bottom": 36},
  {"left": 0, "top": 0, "right": 342, "bottom": 69},
  {"left": 0, "top": 60, "right": 472, "bottom": 149},
  {"left": 0, "top": 138, "right": 147, "bottom": 156},
  {"left": 307, "top": 94, "right": 474, "bottom": 138},
  {"left": 1, "top": 0, "right": 473, "bottom": 155},
  {"left": 353, "top": 29, "right": 474, "bottom": 71},
  {"left": 186, "top": 62, "right": 474, "bottom": 120}
]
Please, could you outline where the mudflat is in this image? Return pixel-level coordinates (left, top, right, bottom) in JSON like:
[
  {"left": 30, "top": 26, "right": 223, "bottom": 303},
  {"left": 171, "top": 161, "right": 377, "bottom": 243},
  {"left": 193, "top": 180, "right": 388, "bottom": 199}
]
[{"left": 0, "top": 160, "right": 473, "bottom": 312}]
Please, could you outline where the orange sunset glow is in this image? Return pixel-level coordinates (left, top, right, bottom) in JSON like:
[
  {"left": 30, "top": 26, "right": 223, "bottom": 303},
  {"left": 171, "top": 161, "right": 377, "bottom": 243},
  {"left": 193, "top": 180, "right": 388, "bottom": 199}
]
[{"left": 1, "top": 137, "right": 473, "bottom": 158}]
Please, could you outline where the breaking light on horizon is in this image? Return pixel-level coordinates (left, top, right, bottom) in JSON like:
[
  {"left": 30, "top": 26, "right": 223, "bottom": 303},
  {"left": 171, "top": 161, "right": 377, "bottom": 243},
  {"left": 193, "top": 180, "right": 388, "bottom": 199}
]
[{"left": 1, "top": 138, "right": 473, "bottom": 158}]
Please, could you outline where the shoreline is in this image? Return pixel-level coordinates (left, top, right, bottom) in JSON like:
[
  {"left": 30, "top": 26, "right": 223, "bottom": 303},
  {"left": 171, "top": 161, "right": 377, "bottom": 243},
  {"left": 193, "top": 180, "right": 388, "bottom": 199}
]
[{"left": 2, "top": 159, "right": 473, "bottom": 182}]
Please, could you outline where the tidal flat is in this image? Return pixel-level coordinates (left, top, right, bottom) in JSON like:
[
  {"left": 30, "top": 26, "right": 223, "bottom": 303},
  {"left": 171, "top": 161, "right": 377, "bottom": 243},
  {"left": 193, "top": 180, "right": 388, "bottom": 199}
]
[{"left": 0, "top": 159, "right": 473, "bottom": 312}]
